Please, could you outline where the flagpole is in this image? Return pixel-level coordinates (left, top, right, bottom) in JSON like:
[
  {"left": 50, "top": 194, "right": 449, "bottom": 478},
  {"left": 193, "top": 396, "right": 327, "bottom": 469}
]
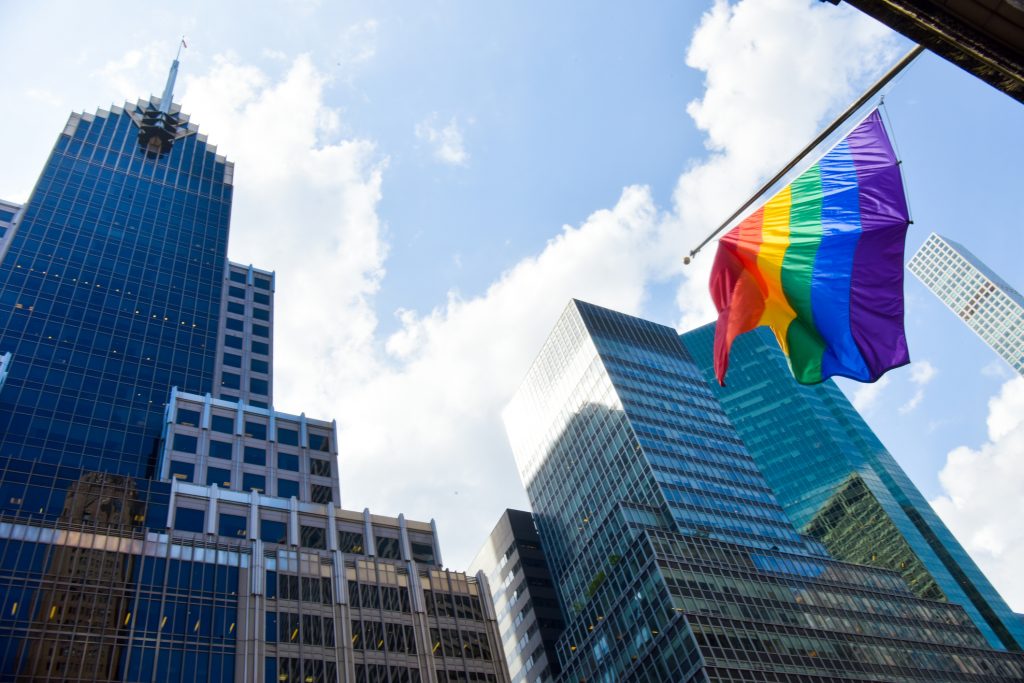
[{"left": 684, "top": 44, "right": 924, "bottom": 265}]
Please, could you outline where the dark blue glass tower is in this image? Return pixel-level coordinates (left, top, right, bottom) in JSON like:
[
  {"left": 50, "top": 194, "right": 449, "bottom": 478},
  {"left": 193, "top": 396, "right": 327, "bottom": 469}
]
[
  {"left": 0, "top": 64, "right": 231, "bottom": 479},
  {"left": 0, "top": 64, "right": 240, "bottom": 681},
  {"left": 681, "top": 323, "right": 1024, "bottom": 652},
  {"left": 0, "top": 65, "right": 511, "bottom": 683}
]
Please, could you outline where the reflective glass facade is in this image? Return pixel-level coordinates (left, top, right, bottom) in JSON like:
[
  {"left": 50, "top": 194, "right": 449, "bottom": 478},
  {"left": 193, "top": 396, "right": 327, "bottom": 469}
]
[
  {"left": 908, "top": 232, "right": 1024, "bottom": 375},
  {"left": 0, "top": 101, "right": 232, "bottom": 477},
  {"left": 682, "top": 323, "right": 1024, "bottom": 652},
  {"left": 0, "top": 85, "right": 511, "bottom": 682},
  {"left": 504, "top": 300, "right": 1024, "bottom": 680}
]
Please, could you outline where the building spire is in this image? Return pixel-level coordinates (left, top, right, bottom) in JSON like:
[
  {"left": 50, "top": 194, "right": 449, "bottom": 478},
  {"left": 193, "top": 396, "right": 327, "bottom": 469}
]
[
  {"left": 159, "top": 37, "right": 186, "bottom": 114},
  {"left": 138, "top": 37, "right": 188, "bottom": 156}
]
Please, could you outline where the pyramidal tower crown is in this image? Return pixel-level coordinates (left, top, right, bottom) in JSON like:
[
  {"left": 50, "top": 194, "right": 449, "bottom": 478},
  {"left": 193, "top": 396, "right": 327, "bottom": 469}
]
[{"left": 134, "top": 41, "right": 189, "bottom": 156}]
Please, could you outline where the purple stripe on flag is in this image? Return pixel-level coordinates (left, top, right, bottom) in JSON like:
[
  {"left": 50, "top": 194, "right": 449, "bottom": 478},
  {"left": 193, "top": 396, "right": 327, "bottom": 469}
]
[{"left": 848, "top": 111, "right": 911, "bottom": 379}]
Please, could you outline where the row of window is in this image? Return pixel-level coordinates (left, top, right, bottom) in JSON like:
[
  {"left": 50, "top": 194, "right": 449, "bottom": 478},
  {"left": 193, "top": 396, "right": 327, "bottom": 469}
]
[
  {"left": 351, "top": 619, "right": 417, "bottom": 653},
  {"left": 270, "top": 572, "right": 334, "bottom": 604},
  {"left": 267, "top": 657, "right": 337, "bottom": 683},
  {"left": 355, "top": 664, "right": 423, "bottom": 683},
  {"left": 223, "top": 334, "right": 269, "bottom": 355},
  {"left": 268, "top": 611, "right": 336, "bottom": 646},
  {"left": 225, "top": 316, "right": 269, "bottom": 337},
  {"left": 175, "top": 433, "right": 326, "bottom": 466},
  {"left": 226, "top": 300, "right": 270, "bottom": 320},
  {"left": 430, "top": 627, "right": 493, "bottom": 661},
  {"left": 167, "top": 460, "right": 334, "bottom": 502},
  {"left": 223, "top": 352, "right": 268, "bottom": 373},
  {"left": 349, "top": 582, "right": 411, "bottom": 613},
  {"left": 228, "top": 269, "right": 271, "bottom": 290},
  {"left": 227, "top": 284, "right": 271, "bottom": 306},
  {"left": 171, "top": 511, "right": 427, "bottom": 564},
  {"left": 423, "top": 590, "right": 485, "bottom": 622},
  {"left": 176, "top": 407, "right": 331, "bottom": 451}
]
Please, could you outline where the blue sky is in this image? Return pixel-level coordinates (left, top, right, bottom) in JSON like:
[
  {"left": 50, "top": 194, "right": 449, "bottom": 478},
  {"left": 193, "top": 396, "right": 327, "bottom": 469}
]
[{"left": 1, "top": 1, "right": 1022, "bottom": 607}]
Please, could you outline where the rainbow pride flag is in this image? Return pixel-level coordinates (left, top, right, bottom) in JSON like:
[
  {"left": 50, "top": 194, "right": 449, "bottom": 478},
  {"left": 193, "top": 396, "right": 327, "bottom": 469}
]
[{"left": 710, "top": 110, "right": 910, "bottom": 386}]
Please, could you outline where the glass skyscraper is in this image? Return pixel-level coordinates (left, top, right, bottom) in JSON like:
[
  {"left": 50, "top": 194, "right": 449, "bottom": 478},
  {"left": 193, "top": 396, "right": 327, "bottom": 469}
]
[
  {"left": 503, "top": 299, "right": 1024, "bottom": 681},
  {"left": 0, "top": 85, "right": 231, "bottom": 477},
  {"left": 908, "top": 232, "right": 1024, "bottom": 375},
  {"left": 0, "top": 64, "right": 509, "bottom": 683},
  {"left": 682, "top": 323, "right": 1024, "bottom": 652}
]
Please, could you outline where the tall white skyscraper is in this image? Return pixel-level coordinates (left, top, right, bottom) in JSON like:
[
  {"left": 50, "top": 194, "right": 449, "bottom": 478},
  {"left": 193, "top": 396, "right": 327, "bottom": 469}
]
[{"left": 908, "top": 232, "right": 1024, "bottom": 375}]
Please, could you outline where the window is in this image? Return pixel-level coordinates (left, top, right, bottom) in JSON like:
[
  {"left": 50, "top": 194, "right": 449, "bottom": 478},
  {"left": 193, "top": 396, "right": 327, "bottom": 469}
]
[
  {"left": 219, "top": 513, "right": 247, "bottom": 538},
  {"left": 207, "top": 466, "right": 231, "bottom": 488},
  {"left": 229, "top": 270, "right": 246, "bottom": 284},
  {"left": 277, "top": 479, "right": 299, "bottom": 499},
  {"left": 251, "top": 340, "right": 269, "bottom": 355},
  {"left": 310, "top": 458, "right": 331, "bottom": 477},
  {"left": 338, "top": 530, "right": 364, "bottom": 554},
  {"left": 224, "top": 335, "right": 243, "bottom": 349},
  {"left": 227, "top": 301, "right": 245, "bottom": 316},
  {"left": 277, "top": 428, "right": 299, "bottom": 446},
  {"left": 211, "top": 415, "right": 234, "bottom": 434},
  {"left": 261, "top": 519, "right": 288, "bottom": 544},
  {"left": 169, "top": 460, "right": 194, "bottom": 482},
  {"left": 253, "top": 308, "right": 270, "bottom": 321},
  {"left": 376, "top": 536, "right": 401, "bottom": 560},
  {"left": 209, "top": 440, "right": 233, "bottom": 459},
  {"left": 311, "top": 485, "right": 333, "bottom": 504},
  {"left": 300, "top": 525, "right": 326, "bottom": 549},
  {"left": 254, "top": 292, "right": 270, "bottom": 306},
  {"left": 277, "top": 452, "right": 299, "bottom": 471},
  {"left": 228, "top": 286, "right": 245, "bottom": 300},
  {"left": 174, "top": 507, "right": 204, "bottom": 533},
  {"left": 221, "top": 372, "right": 240, "bottom": 390},
  {"left": 172, "top": 434, "right": 198, "bottom": 453},
  {"left": 411, "top": 541, "right": 436, "bottom": 565},
  {"left": 223, "top": 353, "right": 242, "bottom": 368},
  {"left": 250, "top": 358, "right": 269, "bottom": 374},
  {"left": 176, "top": 408, "right": 200, "bottom": 426},
  {"left": 252, "top": 324, "right": 269, "bottom": 338},
  {"left": 250, "top": 378, "right": 269, "bottom": 395},
  {"left": 225, "top": 317, "right": 244, "bottom": 332},
  {"left": 245, "top": 421, "right": 267, "bottom": 439},
  {"left": 308, "top": 433, "right": 330, "bottom": 452},
  {"left": 244, "top": 446, "right": 266, "bottom": 466},
  {"left": 243, "top": 473, "right": 265, "bottom": 493},
  {"left": 255, "top": 277, "right": 271, "bottom": 290}
]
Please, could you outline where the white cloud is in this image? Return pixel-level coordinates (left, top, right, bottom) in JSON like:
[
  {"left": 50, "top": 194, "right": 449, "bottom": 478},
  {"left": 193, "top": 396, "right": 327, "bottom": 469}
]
[
  {"left": 981, "top": 359, "right": 1012, "bottom": 379},
  {"left": 340, "top": 19, "right": 379, "bottom": 66},
  {"left": 336, "top": 0, "right": 897, "bottom": 566},
  {"left": 179, "top": 53, "right": 388, "bottom": 416},
  {"left": 672, "top": 0, "right": 898, "bottom": 331},
  {"left": 931, "top": 377, "right": 1024, "bottom": 611},
  {"left": 94, "top": 44, "right": 174, "bottom": 105},
  {"left": 909, "top": 360, "right": 937, "bottom": 385},
  {"left": 106, "top": 1, "right": 901, "bottom": 569},
  {"left": 25, "top": 88, "right": 63, "bottom": 107},
  {"left": 851, "top": 375, "right": 892, "bottom": 413},
  {"left": 415, "top": 114, "right": 470, "bottom": 166},
  {"left": 899, "top": 359, "right": 937, "bottom": 414}
]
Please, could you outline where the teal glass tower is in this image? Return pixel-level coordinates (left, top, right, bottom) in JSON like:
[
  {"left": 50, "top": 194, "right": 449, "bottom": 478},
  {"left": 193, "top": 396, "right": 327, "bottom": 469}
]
[
  {"left": 681, "top": 323, "right": 1024, "bottom": 652},
  {"left": 504, "top": 300, "right": 1024, "bottom": 681}
]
